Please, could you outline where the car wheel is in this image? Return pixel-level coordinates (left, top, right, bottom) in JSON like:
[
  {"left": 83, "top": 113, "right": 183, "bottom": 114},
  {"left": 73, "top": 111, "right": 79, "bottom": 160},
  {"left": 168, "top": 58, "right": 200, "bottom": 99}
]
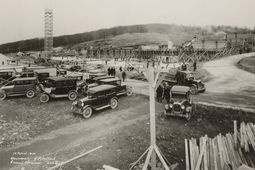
[
  {"left": 40, "top": 93, "right": 50, "bottom": 103},
  {"left": 110, "top": 98, "right": 118, "bottom": 109},
  {"left": 26, "top": 89, "right": 35, "bottom": 98},
  {"left": 190, "top": 84, "right": 198, "bottom": 95},
  {"left": 82, "top": 106, "right": 93, "bottom": 119},
  {"left": 0, "top": 91, "right": 7, "bottom": 100},
  {"left": 68, "top": 90, "right": 78, "bottom": 101},
  {"left": 126, "top": 88, "right": 133, "bottom": 96}
]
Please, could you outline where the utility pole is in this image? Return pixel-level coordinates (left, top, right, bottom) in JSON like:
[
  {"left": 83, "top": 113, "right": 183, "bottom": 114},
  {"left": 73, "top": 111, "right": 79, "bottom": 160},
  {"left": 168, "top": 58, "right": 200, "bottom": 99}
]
[{"left": 130, "top": 62, "right": 170, "bottom": 170}]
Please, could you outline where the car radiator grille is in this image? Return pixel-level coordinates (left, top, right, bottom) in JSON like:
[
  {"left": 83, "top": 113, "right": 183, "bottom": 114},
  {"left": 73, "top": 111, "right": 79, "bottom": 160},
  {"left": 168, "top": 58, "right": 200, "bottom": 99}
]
[{"left": 173, "top": 104, "right": 181, "bottom": 112}]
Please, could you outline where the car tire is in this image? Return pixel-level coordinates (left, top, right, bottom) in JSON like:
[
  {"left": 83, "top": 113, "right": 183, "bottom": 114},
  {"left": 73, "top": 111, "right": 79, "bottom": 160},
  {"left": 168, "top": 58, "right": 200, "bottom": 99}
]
[
  {"left": 126, "top": 88, "right": 133, "bottom": 96},
  {"left": 82, "top": 106, "right": 93, "bottom": 119},
  {"left": 40, "top": 93, "right": 50, "bottom": 103},
  {"left": 190, "top": 84, "right": 198, "bottom": 95},
  {"left": 68, "top": 90, "right": 78, "bottom": 101},
  {"left": 110, "top": 98, "right": 118, "bottom": 109},
  {"left": 26, "top": 89, "right": 35, "bottom": 98},
  {"left": 0, "top": 91, "right": 7, "bottom": 100}
]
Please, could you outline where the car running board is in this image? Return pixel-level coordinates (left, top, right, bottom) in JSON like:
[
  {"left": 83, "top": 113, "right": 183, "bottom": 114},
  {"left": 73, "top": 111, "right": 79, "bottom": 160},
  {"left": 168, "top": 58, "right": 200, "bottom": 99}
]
[
  {"left": 51, "top": 94, "right": 68, "bottom": 98},
  {"left": 95, "top": 105, "right": 110, "bottom": 111}
]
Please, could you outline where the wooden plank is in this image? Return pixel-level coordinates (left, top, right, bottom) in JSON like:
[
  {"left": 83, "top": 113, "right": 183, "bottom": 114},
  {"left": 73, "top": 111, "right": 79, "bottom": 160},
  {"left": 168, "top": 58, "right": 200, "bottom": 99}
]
[
  {"left": 234, "top": 120, "right": 238, "bottom": 149},
  {"left": 190, "top": 139, "right": 195, "bottom": 170},
  {"left": 199, "top": 137, "right": 204, "bottom": 170},
  {"left": 47, "top": 145, "right": 103, "bottom": 170},
  {"left": 185, "top": 139, "right": 190, "bottom": 170},
  {"left": 224, "top": 134, "right": 236, "bottom": 169},
  {"left": 209, "top": 138, "right": 215, "bottom": 170},
  {"left": 204, "top": 136, "right": 208, "bottom": 170},
  {"left": 217, "top": 134, "right": 225, "bottom": 170},
  {"left": 195, "top": 137, "right": 206, "bottom": 170},
  {"left": 212, "top": 138, "right": 218, "bottom": 170}
]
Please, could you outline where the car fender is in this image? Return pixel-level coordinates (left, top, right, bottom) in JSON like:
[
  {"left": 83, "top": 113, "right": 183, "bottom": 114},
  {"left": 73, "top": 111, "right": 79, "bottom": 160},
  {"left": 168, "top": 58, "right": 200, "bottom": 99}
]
[{"left": 83, "top": 105, "right": 93, "bottom": 110}]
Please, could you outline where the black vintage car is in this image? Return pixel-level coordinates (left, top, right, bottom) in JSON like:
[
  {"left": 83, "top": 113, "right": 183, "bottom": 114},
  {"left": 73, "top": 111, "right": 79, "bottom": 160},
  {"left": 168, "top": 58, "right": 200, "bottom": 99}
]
[
  {"left": 0, "top": 77, "right": 37, "bottom": 100},
  {"left": 164, "top": 86, "right": 193, "bottom": 120},
  {"left": 39, "top": 77, "right": 78, "bottom": 103},
  {"left": 175, "top": 70, "right": 205, "bottom": 94},
  {"left": 98, "top": 78, "right": 133, "bottom": 96},
  {"left": 72, "top": 84, "right": 118, "bottom": 119}
]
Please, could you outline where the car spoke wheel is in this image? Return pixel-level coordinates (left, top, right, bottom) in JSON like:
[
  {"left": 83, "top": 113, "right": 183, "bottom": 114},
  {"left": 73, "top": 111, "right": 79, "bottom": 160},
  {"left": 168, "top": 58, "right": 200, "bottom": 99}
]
[
  {"left": 0, "top": 92, "right": 7, "bottom": 100},
  {"left": 190, "top": 85, "right": 198, "bottom": 95},
  {"left": 68, "top": 91, "right": 78, "bottom": 101},
  {"left": 126, "top": 88, "right": 133, "bottom": 96},
  {"left": 82, "top": 107, "right": 93, "bottom": 119},
  {"left": 110, "top": 98, "right": 118, "bottom": 109},
  {"left": 26, "top": 89, "right": 35, "bottom": 98},
  {"left": 40, "top": 93, "right": 50, "bottom": 103}
]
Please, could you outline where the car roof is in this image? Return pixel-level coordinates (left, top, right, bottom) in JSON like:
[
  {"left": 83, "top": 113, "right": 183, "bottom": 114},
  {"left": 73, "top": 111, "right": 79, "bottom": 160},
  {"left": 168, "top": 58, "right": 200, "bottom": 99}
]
[
  {"left": 99, "top": 77, "right": 121, "bottom": 82},
  {"left": 171, "top": 86, "right": 190, "bottom": 93},
  {"left": 93, "top": 75, "right": 114, "bottom": 80},
  {"left": 13, "top": 77, "right": 37, "bottom": 81},
  {"left": 46, "top": 76, "right": 77, "bottom": 81},
  {"left": 179, "top": 70, "right": 194, "bottom": 74},
  {"left": 0, "top": 69, "right": 15, "bottom": 72},
  {"left": 88, "top": 84, "right": 116, "bottom": 92},
  {"left": 89, "top": 72, "right": 107, "bottom": 76}
]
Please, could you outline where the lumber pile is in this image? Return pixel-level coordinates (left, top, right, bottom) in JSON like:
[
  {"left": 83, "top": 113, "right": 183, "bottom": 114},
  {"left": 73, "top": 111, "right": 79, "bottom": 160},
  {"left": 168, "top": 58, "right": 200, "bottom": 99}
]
[{"left": 185, "top": 121, "right": 255, "bottom": 170}]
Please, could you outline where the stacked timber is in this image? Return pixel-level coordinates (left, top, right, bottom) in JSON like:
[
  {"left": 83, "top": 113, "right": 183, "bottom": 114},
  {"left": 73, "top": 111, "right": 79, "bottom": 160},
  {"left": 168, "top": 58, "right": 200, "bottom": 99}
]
[{"left": 185, "top": 121, "right": 255, "bottom": 170}]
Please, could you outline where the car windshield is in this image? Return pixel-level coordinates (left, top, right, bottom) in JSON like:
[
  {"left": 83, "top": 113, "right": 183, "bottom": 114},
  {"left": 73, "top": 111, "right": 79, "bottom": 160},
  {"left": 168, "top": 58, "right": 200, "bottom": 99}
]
[
  {"left": 186, "top": 73, "right": 194, "bottom": 79},
  {"left": 87, "top": 91, "right": 95, "bottom": 99},
  {"left": 171, "top": 93, "right": 187, "bottom": 100}
]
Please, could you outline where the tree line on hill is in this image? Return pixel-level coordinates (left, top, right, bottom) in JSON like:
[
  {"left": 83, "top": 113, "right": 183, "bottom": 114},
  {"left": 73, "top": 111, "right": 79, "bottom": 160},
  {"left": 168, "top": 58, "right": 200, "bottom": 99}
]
[{"left": 0, "top": 24, "right": 253, "bottom": 54}]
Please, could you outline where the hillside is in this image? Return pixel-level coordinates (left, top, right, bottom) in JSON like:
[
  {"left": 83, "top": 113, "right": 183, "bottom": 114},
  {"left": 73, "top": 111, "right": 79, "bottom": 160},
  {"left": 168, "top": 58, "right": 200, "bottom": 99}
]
[{"left": 0, "top": 24, "right": 251, "bottom": 53}]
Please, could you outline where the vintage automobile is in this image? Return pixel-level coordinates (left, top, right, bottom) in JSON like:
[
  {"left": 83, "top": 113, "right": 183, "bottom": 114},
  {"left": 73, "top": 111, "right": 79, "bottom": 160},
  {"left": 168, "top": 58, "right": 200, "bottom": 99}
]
[
  {"left": 85, "top": 72, "right": 107, "bottom": 84},
  {"left": 39, "top": 77, "right": 78, "bottom": 103},
  {"left": 72, "top": 84, "right": 119, "bottom": 119},
  {"left": 164, "top": 85, "right": 193, "bottom": 120},
  {"left": 156, "top": 70, "right": 205, "bottom": 95},
  {"left": 98, "top": 77, "right": 133, "bottom": 96},
  {"left": 175, "top": 70, "right": 205, "bottom": 94},
  {"left": 0, "top": 77, "right": 37, "bottom": 100},
  {"left": 0, "top": 69, "right": 15, "bottom": 84}
]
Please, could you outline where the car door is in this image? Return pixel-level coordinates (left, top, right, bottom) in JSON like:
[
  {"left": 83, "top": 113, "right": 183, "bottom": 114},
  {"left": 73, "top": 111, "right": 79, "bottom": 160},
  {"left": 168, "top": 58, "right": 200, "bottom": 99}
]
[
  {"left": 13, "top": 80, "right": 25, "bottom": 94},
  {"left": 95, "top": 91, "right": 107, "bottom": 107}
]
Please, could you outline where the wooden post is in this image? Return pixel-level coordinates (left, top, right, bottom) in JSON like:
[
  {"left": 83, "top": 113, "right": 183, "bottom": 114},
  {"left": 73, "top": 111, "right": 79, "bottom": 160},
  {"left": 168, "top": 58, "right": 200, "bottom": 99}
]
[{"left": 149, "top": 64, "right": 157, "bottom": 170}]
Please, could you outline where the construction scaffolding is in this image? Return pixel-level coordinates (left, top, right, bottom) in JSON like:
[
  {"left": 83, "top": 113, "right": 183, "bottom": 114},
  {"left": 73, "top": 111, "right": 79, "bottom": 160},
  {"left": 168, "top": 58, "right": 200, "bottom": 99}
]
[{"left": 44, "top": 8, "right": 53, "bottom": 59}]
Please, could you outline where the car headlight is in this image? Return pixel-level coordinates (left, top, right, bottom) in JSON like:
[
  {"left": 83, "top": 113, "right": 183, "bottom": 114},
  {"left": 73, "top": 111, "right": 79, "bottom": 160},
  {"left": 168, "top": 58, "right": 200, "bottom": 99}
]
[
  {"left": 169, "top": 104, "right": 173, "bottom": 108},
  {"left": 81, "top": 102, "right": 84, "bottom": 107},
  {"left": 181, "top": 105, "right": 185, "bottom": 110},
  {"left": 186, "top": 107, "right": 192, "bottom": 112}
]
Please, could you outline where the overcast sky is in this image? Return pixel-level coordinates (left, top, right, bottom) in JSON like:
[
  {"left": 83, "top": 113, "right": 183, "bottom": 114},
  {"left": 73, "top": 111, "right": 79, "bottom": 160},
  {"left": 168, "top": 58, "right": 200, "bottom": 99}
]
[{"left": 0, "top": 0, "right": 254, "bottom": 44}]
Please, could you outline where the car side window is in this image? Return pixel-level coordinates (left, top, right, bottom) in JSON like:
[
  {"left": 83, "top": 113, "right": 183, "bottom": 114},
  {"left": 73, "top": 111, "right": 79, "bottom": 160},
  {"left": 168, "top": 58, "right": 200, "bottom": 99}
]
[
  {"left": 97, "top": 91, "right": 105, "bottom": 98},
  {"left": 6, "top": 81, "right": 14, "bottom": 86}
]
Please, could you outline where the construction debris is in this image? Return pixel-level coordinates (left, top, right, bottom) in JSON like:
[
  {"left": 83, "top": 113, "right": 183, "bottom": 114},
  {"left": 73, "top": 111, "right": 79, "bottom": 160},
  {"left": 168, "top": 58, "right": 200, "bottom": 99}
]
[{"left": 185, "top": 121, "right": 255, "bottom": 170}]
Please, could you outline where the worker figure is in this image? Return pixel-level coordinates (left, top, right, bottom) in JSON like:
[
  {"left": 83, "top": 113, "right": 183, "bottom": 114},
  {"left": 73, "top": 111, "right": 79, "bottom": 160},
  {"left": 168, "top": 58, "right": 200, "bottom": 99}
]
[
  {"left": 122, "top": 71, "right": 126, "bottom": 82},
  {"left": 156, "top": 84, "right": 163, "bottom": 103},
  {"left": 163, "top": 83, "right": 170, "bottom": 103},
  {"left": 107, "top": 67, "right": 111, "bottom": 76},
  {"left": 113, "top": 67, "right": 116, "bottom": 77},
  {"left": 119, "top": 66, "right": 122, "bottom": 72},
  {"left": 193, "top": 60, "right": 197, "bottom": 71},
  {"left": 181, "top": 62, "right": 187, "bottom": 71}
]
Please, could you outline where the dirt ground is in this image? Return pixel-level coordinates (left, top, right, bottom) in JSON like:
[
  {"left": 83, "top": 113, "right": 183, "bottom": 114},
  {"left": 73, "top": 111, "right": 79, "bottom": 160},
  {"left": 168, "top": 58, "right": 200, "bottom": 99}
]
[
  {"left": 1, "top": 53, "right": 255, "bottom": 170},
  {"left": 1, "top": 94, "right": 238, "bottom": 170},
  {"left": 237, "top": 55, "right": 255, "bottom": 74}
]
